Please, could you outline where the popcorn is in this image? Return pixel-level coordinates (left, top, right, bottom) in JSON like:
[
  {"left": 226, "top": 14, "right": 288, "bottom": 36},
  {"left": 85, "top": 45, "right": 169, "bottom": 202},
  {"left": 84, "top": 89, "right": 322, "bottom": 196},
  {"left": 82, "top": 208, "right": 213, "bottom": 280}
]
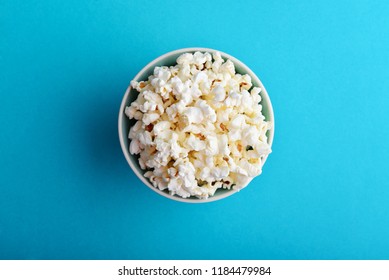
[
  {"left": 154, "top": 66, "right": 171, "bottom": 82},
  {"left": 182, "top": 107, "right": 204, "bottom": 124},
  {"left": 129, "top": 139, "right": 141, "bottom": 155},
  {"left": 176, "top": 53, "right": 194, "bottom": 65},
  {"left": 196, "top": 100, "right": 216, "bottom": 122},
  {"left": 212, "top": 85, "right": 226, "bottom": 102},
  {"left": 184, "top": 134, "right": 206, "bottom": 151},
  {"left": 137, "top": 131, "right": 153, "bottom": 146},
  {"left": 205, "top": 135, "right": 218, "bottom": 156},
  {"left": 142, "top": 113, "right": 160, "bottom": 125},
  {"left": 125, "top": 51, "right": 272, "bottom": 199}
]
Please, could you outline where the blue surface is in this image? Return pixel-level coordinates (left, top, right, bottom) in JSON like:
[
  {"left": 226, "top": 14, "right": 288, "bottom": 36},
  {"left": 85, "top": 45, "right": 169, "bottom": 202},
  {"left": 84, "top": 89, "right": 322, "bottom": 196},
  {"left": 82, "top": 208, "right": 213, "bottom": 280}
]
[{"left": 1, "top": 0, "right": 388, "bottom": 260}]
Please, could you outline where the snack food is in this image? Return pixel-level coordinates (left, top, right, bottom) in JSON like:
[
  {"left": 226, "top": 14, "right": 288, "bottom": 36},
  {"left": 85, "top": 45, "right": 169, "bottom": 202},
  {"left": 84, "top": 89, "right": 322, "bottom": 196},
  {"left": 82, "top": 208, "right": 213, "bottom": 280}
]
[{"left": 125, "top": 51, "right": 272, "bottom": 199}]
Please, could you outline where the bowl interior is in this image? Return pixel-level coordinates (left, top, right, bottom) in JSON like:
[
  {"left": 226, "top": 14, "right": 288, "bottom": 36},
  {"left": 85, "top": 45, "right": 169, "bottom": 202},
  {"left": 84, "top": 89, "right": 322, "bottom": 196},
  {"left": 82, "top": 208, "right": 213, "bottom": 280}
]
[{"left": 119, "top": 48, "right": 274, "bottom": 202}]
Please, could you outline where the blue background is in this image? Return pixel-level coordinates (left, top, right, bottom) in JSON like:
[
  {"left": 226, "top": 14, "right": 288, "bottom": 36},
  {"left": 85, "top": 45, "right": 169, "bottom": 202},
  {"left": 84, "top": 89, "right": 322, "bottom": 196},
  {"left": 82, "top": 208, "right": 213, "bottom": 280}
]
[{"left": 1, "top": 0, "right": 388, "bottom": 260}]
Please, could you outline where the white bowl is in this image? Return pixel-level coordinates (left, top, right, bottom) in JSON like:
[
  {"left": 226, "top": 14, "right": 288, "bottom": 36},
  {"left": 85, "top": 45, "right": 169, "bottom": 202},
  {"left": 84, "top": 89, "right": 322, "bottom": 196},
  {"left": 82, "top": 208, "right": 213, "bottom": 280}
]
[{"left": 118, "top": 47, "right": 274, "bottom": 203}]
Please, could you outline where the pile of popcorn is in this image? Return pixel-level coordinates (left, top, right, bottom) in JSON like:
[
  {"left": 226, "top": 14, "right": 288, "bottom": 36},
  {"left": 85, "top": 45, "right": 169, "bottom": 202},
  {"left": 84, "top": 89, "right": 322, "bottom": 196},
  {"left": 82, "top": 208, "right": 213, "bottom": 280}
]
[{"left": 125, "top": 51, "right": 271, "bottom": 199}]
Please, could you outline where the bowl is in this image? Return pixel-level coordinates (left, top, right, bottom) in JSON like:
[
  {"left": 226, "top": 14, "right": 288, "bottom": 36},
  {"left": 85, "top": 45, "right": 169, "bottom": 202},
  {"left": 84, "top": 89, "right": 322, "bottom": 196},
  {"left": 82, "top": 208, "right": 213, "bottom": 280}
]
[{"left": 118, "top": 47, "right": 274, "bottom": 203}]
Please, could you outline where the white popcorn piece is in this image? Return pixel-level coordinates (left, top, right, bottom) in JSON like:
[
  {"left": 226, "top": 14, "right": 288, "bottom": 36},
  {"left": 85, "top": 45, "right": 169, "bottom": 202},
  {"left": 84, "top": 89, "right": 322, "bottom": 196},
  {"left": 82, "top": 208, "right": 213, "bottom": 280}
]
[
  {"left": 125, "top": 106, "right": 136, "bottom": 119},
  {"left": 154, "top": 66, "right": 171, "bottom": 82},
  {"left": 229, "top": 114, "right": 246, "bottom": 129},
  {"left": 128, "top": 120, "right": 142, "bottom": 139},
  {"left": 196, "top": 100, "right": 216, "bottom": 122},
  {"left": 142, "top": 113, "right": 160, "bottom": 125},
  {"left": 125, "top": 51, "right": 272, "bottom": 199},
  {"left": 153, "top": 121, "right": 171, "bottom": 136},
  {"left": 205, "top": 135, "right": 218, "bottom": 156},
  {"left": 193, "top": 51, "right": 208, "bottom": 66},
  {"left": 219, "top": 59, "right": 235, "bottom": 76},
  {"left": 231, "top": 173, "right": 252, "bottom": 189},
  {"left": 177, "top": 53, "right": 194, "bottom": 65},
  {"left": 189, "top": 83, "right": 202, "bottom": 99},
  {"left": 199, "top": 166, "right": 211, "bottom": 181},
  {"left": 182, "top": 107, "right": 204, "bottom": 124},
  {"left": 224, "top": 90, "right": 242, "bottom": 107},
  {"left": 129, "top": 139, "right": 141, "bottom": 155},
  {"left": 184, "top": 134, "right": 206, "bottom": 151},
  {"left": 133, "top": 111, "right": 143, "bottom": 120},
  {"left": 212, "top": 85, "right": 226, "bottom": 102},
  {"left": 241, "top": 125, "right": 260, "bottom": 146},
  {"left": 217, "top": 107, "right": 233, "bottom": 123},
  {"left": 193, "top": 71, "right": 208, "bottom": 84},
  {"left": 217, "top": 134, "right": 230, "bottom": 155},
  {"left": 211, "top": 166, "right": 230, "bottom": 180},
  {"left": 182, "top": 124, "right": 203, "bottom": 134}
]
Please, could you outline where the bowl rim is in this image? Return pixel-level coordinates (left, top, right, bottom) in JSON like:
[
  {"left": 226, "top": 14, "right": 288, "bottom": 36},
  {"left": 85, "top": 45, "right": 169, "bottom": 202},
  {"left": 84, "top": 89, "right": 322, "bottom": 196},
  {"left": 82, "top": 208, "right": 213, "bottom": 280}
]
[{"left": 118, "top": 47, "right": 275, "bottom": 203}]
